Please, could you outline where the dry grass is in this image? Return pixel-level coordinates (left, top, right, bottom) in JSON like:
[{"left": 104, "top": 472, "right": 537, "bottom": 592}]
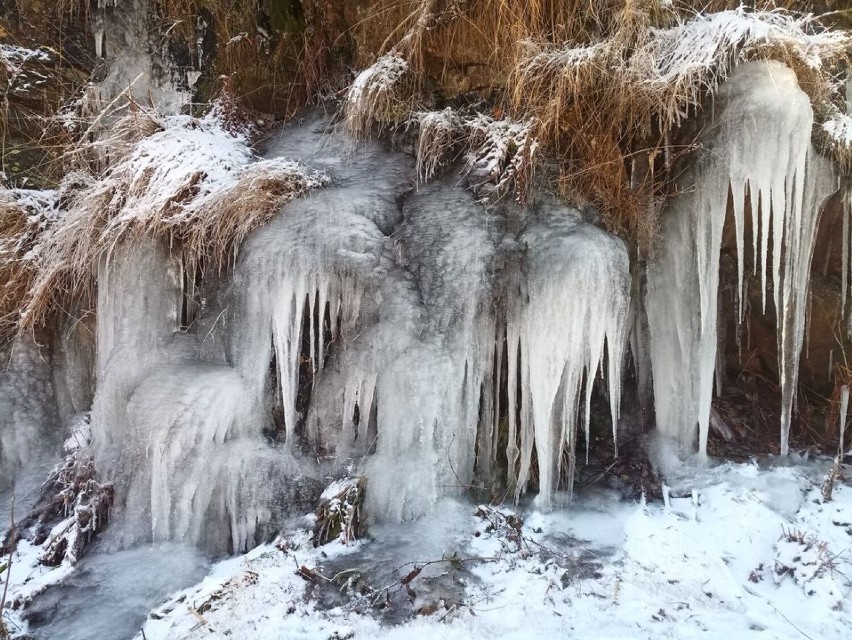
[
  {"left": 346, "top": 2, "right": 851, "bottom": 246},
  {"left": 511, "top": 6, "right": 851, "bottom": 243},
  {"left": 6, "top": 107, "right": 328, "bottom": 337},
  {"left": 0, "top": 196, "right": 36, "bottom": 341},
  {"left": 343, "top": 53, "right": 413, "bottom": 139},
  {"left": 0, "top": 189, "right": 58, "bottom": 344},
  {"left": 181, "top": 159, "right": 331, "bottom": 272},
  {"left": 3, "top": 0, "right": 851, "bottom": 338}
]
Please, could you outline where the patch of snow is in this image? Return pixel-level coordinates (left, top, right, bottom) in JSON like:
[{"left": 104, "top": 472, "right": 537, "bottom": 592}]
[{"left": 133, "top": 462, "right": 852, "bottom": 640}]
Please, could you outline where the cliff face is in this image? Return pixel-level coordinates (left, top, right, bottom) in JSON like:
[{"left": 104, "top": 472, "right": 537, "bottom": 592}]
[{"left": 1, "top": 1, "right": 852, "bottom": 554}]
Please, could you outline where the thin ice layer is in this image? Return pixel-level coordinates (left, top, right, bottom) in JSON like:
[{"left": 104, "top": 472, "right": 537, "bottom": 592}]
[{"left": 646, "top": 61, "right": 837, "bottom": 456}]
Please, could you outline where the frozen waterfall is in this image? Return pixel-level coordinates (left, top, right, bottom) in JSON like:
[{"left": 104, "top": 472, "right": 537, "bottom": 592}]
[
  {"left": 14, "top": 116, "right": 628, "bottom": 554},
  {"left": 5, "top": 61, "right": 840, "bottom": 557}
]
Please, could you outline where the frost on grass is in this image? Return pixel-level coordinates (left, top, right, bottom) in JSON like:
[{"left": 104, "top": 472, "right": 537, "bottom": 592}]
[
  {"left": 343, "top": 53, "right": 411, "bottom": 139},
  {"left": 517, "top": 7, "right": 852, "bottom": 133},
  {"left": 13, "top": 110, "right": 328, "bottom": 335},
  {"left": 821, "top": 111, "right": 852, "bottom": 172},
  {"left": 0, "top": 189, "right": 60, "bottom": 339},
  {"left": 412, "top": 110, "right": 539, "bottom": 203},
  {"left": 626, "top": 7, "right": 852, "bottom": 128}
]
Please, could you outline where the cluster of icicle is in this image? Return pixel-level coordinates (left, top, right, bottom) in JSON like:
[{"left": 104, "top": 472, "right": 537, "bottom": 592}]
[
  {"left": 16, "top": 57, "right": 851, "bottom": 559},
  {"left": 230, "top": 131, "right": 631, "bottom": 519},
  {"left": 646, "top": 61, "right": 838, "bottom": 457},
  {"left": 78, "top": 115, "right": 630, "bottom": 553}
]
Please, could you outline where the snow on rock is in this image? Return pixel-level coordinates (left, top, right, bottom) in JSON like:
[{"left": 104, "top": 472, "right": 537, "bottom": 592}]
[{"left": 646, "top": 60, "right": 837, "bottom": 457}]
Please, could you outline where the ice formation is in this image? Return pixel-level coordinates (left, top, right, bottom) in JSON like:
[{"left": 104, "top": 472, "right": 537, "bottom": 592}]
[
  {"left": 0, "top": 105, "right": 625, "bottom": 553},
  {"left": 505, "top": 211, "right": 629, "bottom": 506},
  {"left": 3, "top": 60, "right": 843, "bottom": 560},
  {"left": 0, "top": 338, "right": 61, "bottom": 488},
  {"left": 228, "top": 122, "right": 629, "bottom": 523},
  {"left": 647, "top": 61, "right": 838, "bottom": 456}
]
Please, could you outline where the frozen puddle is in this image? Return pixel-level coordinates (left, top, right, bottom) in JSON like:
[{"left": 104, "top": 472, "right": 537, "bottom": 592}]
[{"left": 25, "top": 542, "right": 209, "bottom": 640}]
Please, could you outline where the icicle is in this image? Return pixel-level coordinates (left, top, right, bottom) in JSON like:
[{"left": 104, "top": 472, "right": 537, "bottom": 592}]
[
  {"left": 508, "top": 215, "right": 629, "bottom": 509},
  {"left": 840, "top": 385, "right": 849, "bottom": 456},
  {"left": 94, "top": 27, "right": 105, "bottom": 59},
  {"left": 646, "top": 61, "right": 837, "bottom": 456},
  {"left": 505, "top": 323, "right": 521, "bottom": 487}
]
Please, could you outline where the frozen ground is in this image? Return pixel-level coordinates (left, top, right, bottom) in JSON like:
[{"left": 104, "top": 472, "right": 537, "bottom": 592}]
[
  {"left": 127, "top": 458, "right": 852, "bottom": 640},
  {"left": 3, "top": 457, "right": 851, "bottom": 639}
]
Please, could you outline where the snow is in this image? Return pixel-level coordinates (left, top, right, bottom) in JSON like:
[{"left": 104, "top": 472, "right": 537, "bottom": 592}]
[
  {"left": 133, "top": 460, "right": 852, "bottom": 640},
  {"left": 413, "top": 110, "right": 539, "bottom": 201},
  {"left": 823, "top": 112, "right": 852, "bottom": 149},
  {"left": 346, "top": 54, "right": 409, "bottom": 107},
  {"left": 0, "top": 189, "right": 60, "bottom": 267},
  {"left": 81, "top": 114, "right": 327, "bottom": 233},
  {"left": 343, "top": 53, "right": 410, "bottom": 135},
  {"left": 646, "top": 60, "right": 837, "bottom": 458},
  {"left": 0, "top": 45, "right": 52, "bottom": 96},
  {"left": 631, "top": 7, "right": 852, "bottom": 127}
]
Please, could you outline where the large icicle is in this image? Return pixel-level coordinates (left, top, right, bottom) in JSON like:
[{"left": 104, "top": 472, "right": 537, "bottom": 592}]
[
  {"left": 365, "top": 182, "right": 498, "bottom": 521},
  {"left": 506, "top": 207, "right": 630, "bottom": 508},
  {"left": 646, "top": 61, "right": 837, "bottom": 456}
]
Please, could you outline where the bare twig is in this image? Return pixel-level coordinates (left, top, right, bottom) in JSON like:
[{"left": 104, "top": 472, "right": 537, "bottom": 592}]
[{"left": 0, "top": 495, "right": 15, "bottom": 638}]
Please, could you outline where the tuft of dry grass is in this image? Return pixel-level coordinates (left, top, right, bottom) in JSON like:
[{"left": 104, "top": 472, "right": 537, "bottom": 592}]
[
  {"left": 343, "top": 53, "right": 413, "bottom": 139},
  {"left": 0, "top": 189, "right": 59, "bottom": 344},
  {"left": 411, "top": 109, "right": 539, "bottom": 203},
  {"left": 8, "top": 107, "right": 328, "bottom": 337},
  {"left": 414, "top": 108, "right": 463, "bottom": 183},
  {"left": 819, "top": 111, "right": 852, "bottom": 173}
]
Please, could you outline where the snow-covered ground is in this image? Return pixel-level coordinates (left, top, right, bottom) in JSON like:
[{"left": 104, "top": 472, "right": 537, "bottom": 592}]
[
  {"left": 3, "top": 457, "right": 851, "bottom": 639},
  {"left": 130, "top": 458, "right": 851, "bottom": 640}
]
